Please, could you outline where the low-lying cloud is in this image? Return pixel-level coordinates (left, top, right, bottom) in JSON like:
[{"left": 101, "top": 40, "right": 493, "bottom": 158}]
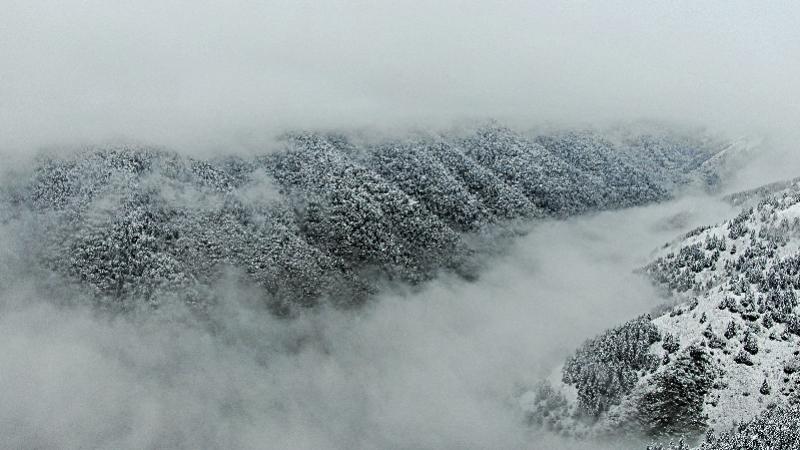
[
  {"left": 1, "top": 1, "right": 798, "bottom": 156},
  {"left": 0, "top": 193, "right": 736, "bottom": 449}
]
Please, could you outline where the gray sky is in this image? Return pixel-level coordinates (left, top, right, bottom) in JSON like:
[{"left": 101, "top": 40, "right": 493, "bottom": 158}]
[{"left": 2, "top": 1, "right": 799, "bottom": 154}]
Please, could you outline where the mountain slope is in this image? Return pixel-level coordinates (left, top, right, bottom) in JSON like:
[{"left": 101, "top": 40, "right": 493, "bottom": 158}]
[
  {"left": 527, "top": 177, "right": 800, "bottom": 443},
  {"left": 1, "top": 124, "right": 737, "bottom": 315}
]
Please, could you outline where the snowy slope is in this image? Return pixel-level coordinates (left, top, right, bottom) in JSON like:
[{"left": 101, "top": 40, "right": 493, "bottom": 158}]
[
  {"left": 527, "top": 178, "right": 800, "bottom": 443},
  {"left": 0, "top": 124, "right": 733, "bottom": 314}
]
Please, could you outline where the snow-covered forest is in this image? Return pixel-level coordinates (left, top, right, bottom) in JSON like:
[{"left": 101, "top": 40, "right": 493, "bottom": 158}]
[
  {"left": 3, "top": 1, "right": 800, "bottom": 449},
  {"left": 3, "top": 120, "right": 798, "bottom": 449},
  {"left": 521, "top": 177, "right": 800, "bottom": 449},
  {"left": 1, "top": 125, "right": 728, "bottom": 315}
]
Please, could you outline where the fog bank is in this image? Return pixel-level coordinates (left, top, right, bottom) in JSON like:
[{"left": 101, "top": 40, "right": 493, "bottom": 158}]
[
  {"left": 0, "top": 193, "right": 735, "bottom": 449},
  {"left": 1, "top": 1, "right": 798, "bottom": 155}
]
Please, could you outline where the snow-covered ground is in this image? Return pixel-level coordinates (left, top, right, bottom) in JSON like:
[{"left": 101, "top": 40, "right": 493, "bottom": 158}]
[{"left": 527, "top": 177, "right": 800, "bottom": 444}]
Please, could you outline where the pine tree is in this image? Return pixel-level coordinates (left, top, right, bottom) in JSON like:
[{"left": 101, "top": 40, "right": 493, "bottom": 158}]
[
  {"left": 637, "top": 345, "right": 716, "bottom": 437},
  {"left": 662, "top": 333, "right": 680, "bottom": 354},
  {"left": 760, "top": 378, "right": 771, "bottom": 395},
  {"left": 762, "top": 312, "right": 774, "bottom": 328},
  {"left": 743, "top": 331, "right": 759, "bottom": 355},
  {"left": 724, "top": 320, "right": 737, "bottom": 339},
  {"left": 734, "top": 350, "right": 754, "bottom": 366}
]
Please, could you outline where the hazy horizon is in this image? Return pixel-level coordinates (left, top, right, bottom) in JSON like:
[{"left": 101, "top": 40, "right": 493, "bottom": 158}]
[{"left": 2, "top": 2, "right": 798, "bottom": 154}]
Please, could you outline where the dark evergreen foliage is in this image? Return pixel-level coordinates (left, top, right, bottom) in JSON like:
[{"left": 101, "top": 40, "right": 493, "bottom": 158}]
[
  {"left": 742, "top": 331, "right": 759, "bottom": 355},
  {"left": 647, "top": 403, "right": 800, "bottom": 449},
  {"left": 662, "top": 403, "right": 800, "bottom": 450},
  {"left": 637, "top": 345, "right": 717, "bottom": 437},
  {"left": 663, "top": 333, "right": 681, "bottom": 354},
  {"left": 733, "top": 350, "right": 754, "bottom": 366},
  {"left": 562, "top": 315, "right": 661, "bottom": 418},
  {"left": 7, "top": 125, "right": 725, "bottom": 312}
]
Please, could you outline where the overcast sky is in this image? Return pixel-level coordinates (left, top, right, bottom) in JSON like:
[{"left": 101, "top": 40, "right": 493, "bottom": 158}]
[{"left": 1, "top": 1, "right": 799, "bottom": 154}]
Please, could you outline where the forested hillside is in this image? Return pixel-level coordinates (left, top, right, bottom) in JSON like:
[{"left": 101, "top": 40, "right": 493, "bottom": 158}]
[
  {"left": 1, "top": 124, "right": 729, "bottom": 315},
  {"left": 525, "top": 177, "right": 800, "bottom": 447}
]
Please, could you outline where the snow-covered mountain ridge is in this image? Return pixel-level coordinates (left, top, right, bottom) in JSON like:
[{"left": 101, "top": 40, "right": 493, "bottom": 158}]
[
  {"left": 0, "top": 124, "right": 733, "bottom": 315},
  {"left": 527, "top": 178, "right": 800, "bottom": 447}
]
